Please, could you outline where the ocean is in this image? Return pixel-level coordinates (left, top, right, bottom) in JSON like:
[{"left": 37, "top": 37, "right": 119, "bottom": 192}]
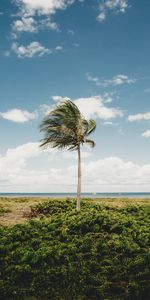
[{"left": 0, "top": 193, "right": 150, "bottom": 198}]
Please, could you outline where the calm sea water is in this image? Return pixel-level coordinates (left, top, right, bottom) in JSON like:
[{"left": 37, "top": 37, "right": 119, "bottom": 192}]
[{"left": 0, "top": 193, "right": 150, "bottom": 198}]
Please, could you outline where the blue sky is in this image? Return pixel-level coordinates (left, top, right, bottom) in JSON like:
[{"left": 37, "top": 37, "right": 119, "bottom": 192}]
[{"left": 0, "top": 0, "right": 150, "bottom": 192}]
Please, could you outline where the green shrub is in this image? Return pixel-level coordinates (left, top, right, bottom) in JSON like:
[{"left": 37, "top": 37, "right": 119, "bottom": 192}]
[{"left": 0, "top": 199, "right": 150, "bottom": 299}]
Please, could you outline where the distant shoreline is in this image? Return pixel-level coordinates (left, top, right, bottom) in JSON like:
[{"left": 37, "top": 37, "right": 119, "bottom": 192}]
[{"left": 0, "top": 192, "right": 150, "bottom": 199}]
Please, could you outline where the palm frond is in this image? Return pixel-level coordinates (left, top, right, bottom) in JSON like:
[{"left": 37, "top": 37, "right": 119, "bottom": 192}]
[
  {"left": 84, "top": 138, "right": 96, "bottom": 148},
  {"left": 40, "top": 100, "right": 96, "bottom": 150},
  {"left": 85, "top": 120, "right": 96, "bottom": 136}
]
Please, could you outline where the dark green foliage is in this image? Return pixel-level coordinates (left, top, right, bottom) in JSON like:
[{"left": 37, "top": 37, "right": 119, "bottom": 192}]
[
  {"left": 40, "top": 100, "right": 96, "bottom": 150},
  {"left": 30, "top": 199, "right": 77, "bottom": 216},
  {"left": 0, "top": 199, "right": 150, "bottom": 299}
]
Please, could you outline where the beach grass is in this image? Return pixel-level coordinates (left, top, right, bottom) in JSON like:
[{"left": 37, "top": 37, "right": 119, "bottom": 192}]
[{"left": 0, "top": 196, "right": 150, "bottom": 226}]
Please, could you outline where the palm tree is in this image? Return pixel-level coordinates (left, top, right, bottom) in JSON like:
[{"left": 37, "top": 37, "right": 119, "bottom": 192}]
[{"left": 40, "top": 99, "right": 96, "bottom": 211}]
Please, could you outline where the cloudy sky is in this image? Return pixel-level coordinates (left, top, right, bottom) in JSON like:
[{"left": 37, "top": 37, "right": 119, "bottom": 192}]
[{"left": 0, "top": 0, "right": 150, "bottom": 193}]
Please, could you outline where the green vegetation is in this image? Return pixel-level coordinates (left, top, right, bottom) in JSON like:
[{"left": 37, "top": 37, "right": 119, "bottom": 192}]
[
  {"left": 0, "top": 198, "right": 150, "bottom": 299},
  {"left": 0, "top": 207, "right": 11, "bottom": 216},
  {"left": 40, "top": 99, "right": 96, "bottom": 210}
]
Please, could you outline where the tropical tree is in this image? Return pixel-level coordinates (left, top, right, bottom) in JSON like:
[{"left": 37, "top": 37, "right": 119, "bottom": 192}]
[{"left": 40, "top": 99, "right": 96, "bottom": 211}]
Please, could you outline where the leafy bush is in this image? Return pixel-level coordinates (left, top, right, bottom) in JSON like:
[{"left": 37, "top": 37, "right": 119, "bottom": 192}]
[{"left": 0, "top": 199, "right": 150, "bottom": 299}]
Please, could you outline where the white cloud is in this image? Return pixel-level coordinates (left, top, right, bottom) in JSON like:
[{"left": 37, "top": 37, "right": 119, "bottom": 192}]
[
  {"left": 128, "top": 112, "right": 150, "bottom": 122},
  {"left": 1, "top": 143, "right": 150, "bottom": 192},
  {"left": 40, "top": 17, "right": 59, "bottom": 31},
  {"left": 102, "top": 92, "right": 116, "bottom": 103},
  {"left": 0, "top": 143, "right": 39, "bottom": 176},
  {"left": 74, "top": 96, "right": 123, "bottom": 120},
  {"left": 12, "top": 16, "right": 59, "bottom": 37},
  {"left": 0, "top": 108, "right": 37, "bottom": 123},
  {"left": 39, "top": 104, "right": 52, "bottom": 115},
  {"left": 12, "top": 0, "right": 75, "bottom": 36},
  {"left": 142, "top": 130, "right": 150, "bottom": 138},
  {"left": 15, "top": 0, "right": 75, "bottom": 17},
  {"left": 0, "top": 143, "right": 54, "bottom": 191},
  {"left": 97, "top": 11, "right": 106, "bottom": 22},
  {"left": 55, "top": 45, "right": 63, "bottom": 51},
  {"left": 10, "top": 33, "right": 18, "bottom": 40},
  {"left": 63, "top": 150, "right": 92, "bottom": 159},
  {"left": 82, "top": 156, "right": 150, "bottom": 191},
  {"left": 12, "top": 41, "right": 51, "bottom": 58},
  {"left": 0, "top": 142, "right": 90, "bottom": 192},
  {"left": 107, "top": 74, "right": 135, "bottom": 86},
  {"left": 105, "top": 0, "right": 128, "bottom": 12},
  {"left": 52, "top": 95, "right": 69, "bottom": 102},
  {"left": 97, "top": 0, "right": 129, "bottom": 22},
  {"left": 86, "top": 73, "right": 99, "bottom": 84},
  {"left": 86, "top": 73, "right": 136, "bottom": 87},
  {"left": 5, "top": 143, "right": 40, "bottom": 160},
  {"left": 51, "top": 95, "right": 123, "bottom": 120},
  {"left": 12, "top": 17, "right": 38, "bottom": 32},
  {"left": 103, "top": 121, "right": 113, "bottom": 126}
]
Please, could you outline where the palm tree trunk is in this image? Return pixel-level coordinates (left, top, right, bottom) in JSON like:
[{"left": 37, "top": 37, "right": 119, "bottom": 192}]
[{"left": 76, "top": 144, "right": 81, "bottom": 211}]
